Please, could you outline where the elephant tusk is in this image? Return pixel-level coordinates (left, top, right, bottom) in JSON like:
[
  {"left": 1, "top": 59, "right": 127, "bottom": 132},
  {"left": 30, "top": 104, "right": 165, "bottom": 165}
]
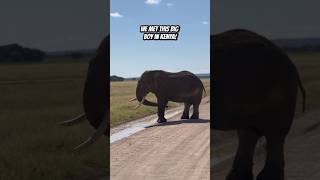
[
  {"left": 134, "top": 104, "right": 141, "bottom": 109},
  {"left": 73, "top": 114, "right": 108, "bottom": 151},
  {"left": 134, "top": 96, "right": 145, "bottom": 109},
  {"left": 59, "top": 113, "right": 86, "bottom": 126},
  {"left": 129, "top": 97, "right": 137, "bottom": 102}
]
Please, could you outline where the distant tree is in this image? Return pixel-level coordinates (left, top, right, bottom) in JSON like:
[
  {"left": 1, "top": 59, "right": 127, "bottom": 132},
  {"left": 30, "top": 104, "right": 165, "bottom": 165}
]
[
  {"left": 0, "top": 44, "right": 46, "bottom": 62},
  {"left": 110, "top": 75, "right": 125, "bottom": 81}
]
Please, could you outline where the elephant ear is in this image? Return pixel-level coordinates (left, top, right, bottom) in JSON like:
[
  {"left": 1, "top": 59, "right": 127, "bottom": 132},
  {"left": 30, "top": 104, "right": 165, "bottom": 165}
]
[{"left": 151, "top": 71, "right": 161, "bottom": 93}]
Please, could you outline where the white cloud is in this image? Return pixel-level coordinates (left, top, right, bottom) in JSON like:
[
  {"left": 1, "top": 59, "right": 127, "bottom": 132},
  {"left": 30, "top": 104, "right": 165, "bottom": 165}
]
[
  {"left": 110, "top": 12, "right": 123, "bottom": 18},
  {"left": 166, "top": 3, "right": 174, "bottom": 7},
  {"left": 145, "top": 0, "right": 161, "bottom": 5},
  {"left": 202, "top": 21, "right": 209, "bottom": 25}
]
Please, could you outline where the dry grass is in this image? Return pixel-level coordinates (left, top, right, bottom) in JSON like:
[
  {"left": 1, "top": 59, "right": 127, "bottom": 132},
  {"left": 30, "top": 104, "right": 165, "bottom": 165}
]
[
  {"left": 289, "top": 52, "right": 320, "bottom": 111},
  {"left": 0, "top": 61, "right": 107, "bottom": 180}
]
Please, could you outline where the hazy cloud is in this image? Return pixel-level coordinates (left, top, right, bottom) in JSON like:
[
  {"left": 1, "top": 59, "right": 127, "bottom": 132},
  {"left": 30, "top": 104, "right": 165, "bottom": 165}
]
[
  {"left": 166, "top": 3, "right": 174, "bottom": 7},
  {"left": 145, "top": 0, "right": 161, "bottom": 5},
  {"left": 202, "top": 21, "right": 208, "bottom": 25},
  {"left": 110, "top": 12, "right": 123, "bottom": 18}
]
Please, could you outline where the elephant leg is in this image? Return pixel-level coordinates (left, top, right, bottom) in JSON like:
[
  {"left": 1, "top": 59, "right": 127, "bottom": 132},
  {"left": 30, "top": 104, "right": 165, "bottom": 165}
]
[
  {"left": 257, "top": 135, "right": 285, "bottom": 180},
  {"left": 226, "top": 129, "right": 260, "bottom": 180},
  {"left": 157, "top": 98, "right": 168, "bottom": 123},
  {"left": 190, "top": 101, "right": 200, "bottom": 119},
  {"left": 181, "top": 103, "right": 191, "bottom": 119}
]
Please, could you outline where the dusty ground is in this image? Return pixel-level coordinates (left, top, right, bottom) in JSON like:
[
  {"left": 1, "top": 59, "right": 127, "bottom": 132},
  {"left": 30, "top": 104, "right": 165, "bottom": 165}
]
[
  {"left": 212, "top": 108, "right": 320, "bottom": 180},
  {"left": 110, "top": 97, "right": 210, "bottom": 180}
]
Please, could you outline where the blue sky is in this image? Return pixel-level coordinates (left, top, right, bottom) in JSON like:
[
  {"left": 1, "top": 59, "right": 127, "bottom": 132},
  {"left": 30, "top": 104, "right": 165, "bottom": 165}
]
[
  {"left": 0, "top": 0, "right": 107, "bottom": 51},
  {"left": 213, "top": 0, "right": 320, "bottom": 39},
  {"left": 110, "top": 0, "right": 210, "bottom": 78}
]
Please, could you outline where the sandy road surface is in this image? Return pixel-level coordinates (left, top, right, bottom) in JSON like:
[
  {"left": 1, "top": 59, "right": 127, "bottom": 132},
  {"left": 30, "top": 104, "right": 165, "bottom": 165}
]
[
  {"left": 111, "top": 97, "right": 210, "bottom": 180},
  {"left": 212, "top": 109, "right": 320, "bottom": 180}
]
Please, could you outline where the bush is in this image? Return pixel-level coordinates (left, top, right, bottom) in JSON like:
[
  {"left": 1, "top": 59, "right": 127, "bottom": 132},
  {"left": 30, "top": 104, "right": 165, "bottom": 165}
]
[
  {"left": 110, "top": 75, "right": 125, "bottom": 81},
  {"left": 0, "top": 44, "right": 46, "bottom": 62}
]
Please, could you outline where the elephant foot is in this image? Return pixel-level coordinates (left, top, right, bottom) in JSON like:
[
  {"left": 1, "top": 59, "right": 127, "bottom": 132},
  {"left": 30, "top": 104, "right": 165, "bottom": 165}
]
[
  {"left": 257, "top": 169, "right": 284, "bottom": 180},
  {"left": 190, "top": 114, "right": 199, "bottom": 119},
  {"left": 226, "top": 170, "right": 254, "bottom": 180},
  {"left": 181, "top": 114, "right": 189, "bottom": 119},
  {"left": 157, "top": 118, "right": 167, "bottom": 123}
]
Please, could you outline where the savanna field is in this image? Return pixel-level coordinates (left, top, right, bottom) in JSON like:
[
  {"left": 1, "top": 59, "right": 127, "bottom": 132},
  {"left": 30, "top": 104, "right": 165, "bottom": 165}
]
[
  {"left": 0, "top": 60, "right": 107, "bottom": 180},
  {"left": 0, "top": 58, "right": 209, "bottom": 179},
  {"left": 0, "top": 52, "right": 318, "bottom": 179}
]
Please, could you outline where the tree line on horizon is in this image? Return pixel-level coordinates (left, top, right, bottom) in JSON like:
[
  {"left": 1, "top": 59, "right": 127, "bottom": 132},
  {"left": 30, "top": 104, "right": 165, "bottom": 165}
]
[
  {"left": 0, "top": 43, "right": 94, "bottom": 63},
  {"left": 0, "top": 44, "right": 46, "bottom": 62},
  {"left": 1, "top": 41, "right": 320, "bottom": 64},
  {"left": 281, "top": 45, "right": 320, "bottom": 52}
]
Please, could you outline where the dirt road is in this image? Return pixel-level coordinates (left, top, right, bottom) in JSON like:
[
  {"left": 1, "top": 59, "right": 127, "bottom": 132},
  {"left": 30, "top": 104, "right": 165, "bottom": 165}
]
[
  {"left": 212, "top": 109, "right": 320, "bottom": 180},
  {"left": 111, "top": 97, "right": 210, "bottom": 180}
]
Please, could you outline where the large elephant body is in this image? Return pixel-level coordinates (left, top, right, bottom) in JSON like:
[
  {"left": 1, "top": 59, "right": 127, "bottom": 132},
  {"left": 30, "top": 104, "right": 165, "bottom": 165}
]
[
  {"left": 135, "top": 70, "right": 205, "bottom": 123},
  {"left": 212, "top": 29, "right": 306, "bottom": 180}
]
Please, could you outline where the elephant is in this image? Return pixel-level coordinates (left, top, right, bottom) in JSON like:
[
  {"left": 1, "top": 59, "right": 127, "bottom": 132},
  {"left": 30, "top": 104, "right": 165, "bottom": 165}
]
[
  {"left": 60, "top": 36, "right": 109, "bottom": 151},
  {"left": 132, "top": 70, "right": 206, "bottom": 123},
  {"left": 212, "top": 29, "right": 306, "bottom": 180}
]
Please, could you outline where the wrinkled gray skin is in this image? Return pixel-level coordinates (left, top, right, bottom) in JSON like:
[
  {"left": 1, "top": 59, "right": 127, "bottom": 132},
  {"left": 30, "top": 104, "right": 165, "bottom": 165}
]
[
  {"left": 212, "top": 29, "right": 306, "bottom": 180},
  {"left": 135, "top": 70, "right": 205, "bottom": 123}
]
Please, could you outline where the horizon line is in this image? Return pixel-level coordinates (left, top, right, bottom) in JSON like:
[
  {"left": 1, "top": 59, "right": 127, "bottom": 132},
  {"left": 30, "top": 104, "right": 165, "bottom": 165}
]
[{"left": 111, "top": 72, "right": 211, "bottom": 79}]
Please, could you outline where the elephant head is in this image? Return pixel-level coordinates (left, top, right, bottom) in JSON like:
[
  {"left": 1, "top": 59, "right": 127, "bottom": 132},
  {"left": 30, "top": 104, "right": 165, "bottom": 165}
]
[
  {"left": 131, "top": 71, "right": 160, "bottom": 108},
  {"left": 60, "top": 36, "right": 109, "bottom": 151}
]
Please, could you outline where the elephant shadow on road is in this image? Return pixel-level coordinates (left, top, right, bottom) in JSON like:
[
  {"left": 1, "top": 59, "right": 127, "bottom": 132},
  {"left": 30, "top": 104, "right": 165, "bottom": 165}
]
[{"left": 145, "top": 119, "right": 210, "bottom": 128}]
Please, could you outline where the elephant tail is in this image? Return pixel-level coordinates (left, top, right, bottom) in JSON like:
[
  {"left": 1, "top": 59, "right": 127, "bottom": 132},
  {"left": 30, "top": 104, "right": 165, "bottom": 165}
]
[
  {"left": 297, "top": 71, "right": 306, "bottom": 113},
  {"left": 201, "top": 81, "right": 207, "bottom": 97}
]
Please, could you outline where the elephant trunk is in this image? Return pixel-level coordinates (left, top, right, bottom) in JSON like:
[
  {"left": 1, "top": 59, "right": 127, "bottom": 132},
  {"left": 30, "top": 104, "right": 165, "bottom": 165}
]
[
  {"left": 142, "top": 98, "right": 158, "bottom": 107},
  {"left": 136, "top": 83, "right": 158, "bottom": 107}
]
